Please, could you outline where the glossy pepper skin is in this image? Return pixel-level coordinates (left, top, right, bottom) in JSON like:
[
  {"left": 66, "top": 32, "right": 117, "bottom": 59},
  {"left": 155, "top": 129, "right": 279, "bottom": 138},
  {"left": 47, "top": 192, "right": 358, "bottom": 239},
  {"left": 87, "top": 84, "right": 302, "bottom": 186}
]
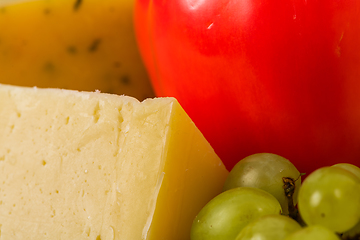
[{"left": 134, "top": 0, "right": 360, "bottom": 173}]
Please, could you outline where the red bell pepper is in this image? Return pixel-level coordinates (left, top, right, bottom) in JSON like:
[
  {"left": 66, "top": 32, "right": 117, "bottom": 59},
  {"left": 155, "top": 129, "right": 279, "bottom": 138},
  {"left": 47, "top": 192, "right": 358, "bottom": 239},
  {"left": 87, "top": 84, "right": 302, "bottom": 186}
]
[{"left": 134, "top": 0, "right": 360, "bottom": 174}]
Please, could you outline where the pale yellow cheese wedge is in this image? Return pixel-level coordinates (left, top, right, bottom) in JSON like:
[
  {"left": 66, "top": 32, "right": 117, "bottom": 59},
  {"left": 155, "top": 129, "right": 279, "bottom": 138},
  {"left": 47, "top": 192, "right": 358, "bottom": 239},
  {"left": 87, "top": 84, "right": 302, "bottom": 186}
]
[
  {"left": 0, "top": 84, "right": 228, "bottom": 240},
  {"left": 0, "top": 0, "right": 154, "bottom": 100}
]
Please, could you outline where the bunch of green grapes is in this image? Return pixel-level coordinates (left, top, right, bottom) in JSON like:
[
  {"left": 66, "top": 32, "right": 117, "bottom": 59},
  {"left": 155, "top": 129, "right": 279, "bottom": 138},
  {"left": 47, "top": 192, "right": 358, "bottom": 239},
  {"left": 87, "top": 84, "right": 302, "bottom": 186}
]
[{"left": 190, "top": 153, "right": 360, "bottom": 240}]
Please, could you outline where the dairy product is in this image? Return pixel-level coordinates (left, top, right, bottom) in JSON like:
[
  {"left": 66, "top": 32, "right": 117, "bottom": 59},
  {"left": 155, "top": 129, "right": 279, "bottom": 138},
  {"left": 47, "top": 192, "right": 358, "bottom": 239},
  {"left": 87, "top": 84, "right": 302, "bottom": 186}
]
[
  {"left": 0, "top": 0, "right": 153, "bottom": 100},
  {"left": 0, "top": 84, "right": 228, "bottom": 240}
]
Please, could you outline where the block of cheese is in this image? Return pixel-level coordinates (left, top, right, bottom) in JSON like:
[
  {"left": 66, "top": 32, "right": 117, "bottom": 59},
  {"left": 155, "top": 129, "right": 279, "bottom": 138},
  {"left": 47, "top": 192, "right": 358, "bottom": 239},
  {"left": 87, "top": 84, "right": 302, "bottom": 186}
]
[
  {"left": 0, "top": 84, "right": 228, "bottom": 240},
  {"left": 0, "top": 0, "right": 154, "bottom": 100}
]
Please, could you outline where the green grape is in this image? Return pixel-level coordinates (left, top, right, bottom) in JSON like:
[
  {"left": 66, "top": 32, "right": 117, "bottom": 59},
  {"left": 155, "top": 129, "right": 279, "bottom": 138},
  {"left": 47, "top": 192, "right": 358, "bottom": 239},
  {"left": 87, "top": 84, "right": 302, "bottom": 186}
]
[
  {"left": 190, "top": 187, "right": 282, "bottom": 240},
  {"left": 332, "top": 163, "right": 360, "bottom": 181},
  {"left": 223, "top": 153, "right": 301, "bottom": 215},
  {"left": 298, "top": 166, "right": 360, "bottom": 233},
  {"left": 284, "top": 225, "right": 340, "bottom": 240},
  {"left": 235, "top": 214, "right": 301, "bottom": 240},
  {"left": 341, "top": 219, "right": 360, "bottom": 239}
]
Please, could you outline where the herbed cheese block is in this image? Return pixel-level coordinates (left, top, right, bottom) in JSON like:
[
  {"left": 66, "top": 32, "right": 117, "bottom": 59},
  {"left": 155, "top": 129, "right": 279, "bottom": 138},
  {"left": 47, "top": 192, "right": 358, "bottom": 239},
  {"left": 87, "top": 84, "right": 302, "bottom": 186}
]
[
  {"left": 0, "top": 84, "right": 228, "bottom": 240},
  {"left": 0, "top": 0, "right": 154, "bottom": 100}
]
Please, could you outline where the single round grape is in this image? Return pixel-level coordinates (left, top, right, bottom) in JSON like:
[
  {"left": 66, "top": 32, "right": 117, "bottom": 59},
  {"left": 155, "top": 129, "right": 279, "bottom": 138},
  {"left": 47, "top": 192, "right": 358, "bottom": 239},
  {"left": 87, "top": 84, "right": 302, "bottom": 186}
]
[
  {"left": 235, "top": 214, "right": 301, "bottom": 240},
  {"left": 223, "top": 153, "right": 301, "bottom": 215},
  {"left": 298, "top": 166, "right": 360, "bottom": 233},
  {"left": 284, "top": 225, "right": 340, "bottom": 240},
  {"left": 191, "top": 187, "right": 282, "bottom": 240},
  {"left": 332, "top": 163, "right": 360, "bottom": 181}
]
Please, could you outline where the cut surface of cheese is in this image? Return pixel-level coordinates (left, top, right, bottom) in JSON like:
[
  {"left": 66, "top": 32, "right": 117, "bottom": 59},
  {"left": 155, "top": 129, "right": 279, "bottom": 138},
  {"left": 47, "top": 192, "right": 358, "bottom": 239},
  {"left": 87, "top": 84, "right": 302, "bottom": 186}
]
[
  {"left": 0, "top": 84, "right": 228, "bottom": 240},
  {"left": 0, "top": 0, "right": 154, "bottom": 100}
]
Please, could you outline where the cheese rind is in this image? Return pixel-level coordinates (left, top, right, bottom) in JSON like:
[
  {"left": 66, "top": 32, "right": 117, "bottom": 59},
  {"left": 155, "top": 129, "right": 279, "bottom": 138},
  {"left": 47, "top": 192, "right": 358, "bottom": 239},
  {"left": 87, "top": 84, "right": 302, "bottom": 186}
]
[{"left": 0, "top": 84, "right": 228, "bottom": 240}]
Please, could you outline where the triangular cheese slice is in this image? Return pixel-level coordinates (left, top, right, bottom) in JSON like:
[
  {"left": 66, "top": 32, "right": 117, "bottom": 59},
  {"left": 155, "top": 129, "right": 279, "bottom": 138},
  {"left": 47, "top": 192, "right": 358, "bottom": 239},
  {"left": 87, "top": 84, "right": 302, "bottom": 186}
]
[{"left": 0, "top": 84, "right": 228, "bottom": 240}]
